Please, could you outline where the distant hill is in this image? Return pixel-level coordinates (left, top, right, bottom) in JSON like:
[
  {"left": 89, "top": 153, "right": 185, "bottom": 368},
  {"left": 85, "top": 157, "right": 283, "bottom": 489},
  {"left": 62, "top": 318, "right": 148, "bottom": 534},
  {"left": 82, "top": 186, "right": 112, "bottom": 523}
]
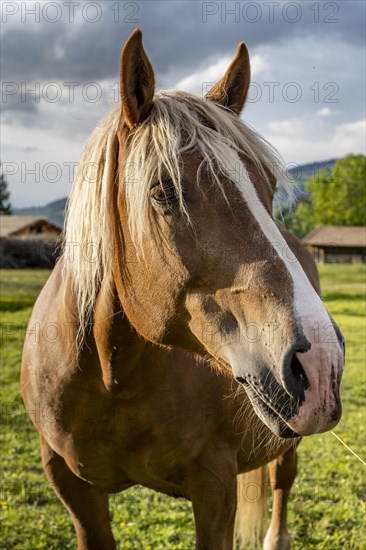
[
  {"left": 275, "top": 158, "right": 337, "bottom": 208},
  {"left": 13, "top": 159, "right": 338, "bottom": 224},
  {"left": 286, "top": 158, "right": 337, "bottom": 187},
  {"left": 13, "top": 197, "right": 67, "bottom": 227}
]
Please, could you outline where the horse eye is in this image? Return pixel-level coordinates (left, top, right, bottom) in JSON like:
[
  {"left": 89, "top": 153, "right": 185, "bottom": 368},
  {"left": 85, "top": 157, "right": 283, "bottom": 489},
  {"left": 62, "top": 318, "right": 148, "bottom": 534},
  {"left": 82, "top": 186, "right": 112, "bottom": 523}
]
[{"left": 150, "top": 180, "right": 177, "bottom": 207}]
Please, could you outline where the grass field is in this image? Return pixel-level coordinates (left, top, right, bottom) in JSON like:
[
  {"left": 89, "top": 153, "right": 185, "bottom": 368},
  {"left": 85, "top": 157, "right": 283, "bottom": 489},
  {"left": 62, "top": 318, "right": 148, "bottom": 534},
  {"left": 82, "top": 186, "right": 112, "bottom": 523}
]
[{"left": 1, "top": 265, "right": 365, "bottom": 549}]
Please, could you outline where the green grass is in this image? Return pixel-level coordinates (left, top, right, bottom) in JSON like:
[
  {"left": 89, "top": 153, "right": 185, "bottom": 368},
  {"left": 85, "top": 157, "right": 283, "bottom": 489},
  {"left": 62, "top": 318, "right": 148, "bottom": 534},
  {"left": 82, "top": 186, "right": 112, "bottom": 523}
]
[
  {"left": 0, "top": 270, "right": 51, "bottom": 312},
  {"left": 1, "top": 266, "right": 365, "bottom": 549}
]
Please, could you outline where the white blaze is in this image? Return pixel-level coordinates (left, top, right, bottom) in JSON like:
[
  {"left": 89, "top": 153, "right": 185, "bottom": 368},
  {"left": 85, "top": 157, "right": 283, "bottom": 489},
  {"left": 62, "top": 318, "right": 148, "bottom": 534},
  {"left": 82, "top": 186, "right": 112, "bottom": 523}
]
[
  {"left": 232, "top": 154, "right": 338, "bottom": 347},
  {"left": 225, "top": 153, "right": 344, "bottom": 434}
]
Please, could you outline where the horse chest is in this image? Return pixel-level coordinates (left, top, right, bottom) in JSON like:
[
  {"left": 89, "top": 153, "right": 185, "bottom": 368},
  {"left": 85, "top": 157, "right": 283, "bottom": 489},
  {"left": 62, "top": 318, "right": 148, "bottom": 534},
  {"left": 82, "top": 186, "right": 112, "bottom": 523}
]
[{"left": 45, "top": 385, "right": 209, "bottom": 492}]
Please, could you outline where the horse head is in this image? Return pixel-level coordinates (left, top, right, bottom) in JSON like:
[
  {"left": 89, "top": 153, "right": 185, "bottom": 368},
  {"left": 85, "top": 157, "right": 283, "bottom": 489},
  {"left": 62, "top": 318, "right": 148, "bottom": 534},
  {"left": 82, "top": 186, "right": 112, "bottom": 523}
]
[{"left": 67, "top": 30, "right": 345, "bottom": 439}]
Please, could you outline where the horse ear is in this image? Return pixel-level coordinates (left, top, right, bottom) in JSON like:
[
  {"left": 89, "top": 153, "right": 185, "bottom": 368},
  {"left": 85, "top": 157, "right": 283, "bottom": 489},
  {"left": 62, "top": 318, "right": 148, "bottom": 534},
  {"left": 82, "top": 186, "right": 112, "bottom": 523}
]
[
  {"left": 120, "top": 29, "right": 155, "bottom": 129},
  {"left": 205, "top": 42, "right": 250, "bottom": 115}
]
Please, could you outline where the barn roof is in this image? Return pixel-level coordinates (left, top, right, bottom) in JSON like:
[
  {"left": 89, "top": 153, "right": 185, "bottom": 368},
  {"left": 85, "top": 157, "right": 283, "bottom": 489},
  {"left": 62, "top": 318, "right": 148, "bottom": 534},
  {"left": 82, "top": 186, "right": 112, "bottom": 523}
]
[
  {"left": 303, "top": 226, "right": 366, "bottom": 248},
  {"left": 0, "top": 215, "right": 62, "bottom": 237}
]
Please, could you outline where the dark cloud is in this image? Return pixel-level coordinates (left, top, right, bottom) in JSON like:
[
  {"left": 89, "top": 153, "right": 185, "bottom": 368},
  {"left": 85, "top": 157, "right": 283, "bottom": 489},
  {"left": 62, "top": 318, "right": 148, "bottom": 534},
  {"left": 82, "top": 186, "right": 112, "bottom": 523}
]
[
  {"left": 2, "top": 1, "right": 364, "bottom": 207},
  {"left": 2, "top": 1, "right": 365, "bottom": 83},
  {"left": 1, "top": 94, "right": 39, "bottom": 114}
]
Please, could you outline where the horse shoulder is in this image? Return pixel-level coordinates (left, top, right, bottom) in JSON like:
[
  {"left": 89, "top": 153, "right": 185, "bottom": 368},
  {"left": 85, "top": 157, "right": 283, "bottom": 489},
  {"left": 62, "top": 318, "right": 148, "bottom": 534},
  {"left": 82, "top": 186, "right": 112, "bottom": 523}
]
[{"left": 21, "top": 262, "right": 82, "bottom": 446}]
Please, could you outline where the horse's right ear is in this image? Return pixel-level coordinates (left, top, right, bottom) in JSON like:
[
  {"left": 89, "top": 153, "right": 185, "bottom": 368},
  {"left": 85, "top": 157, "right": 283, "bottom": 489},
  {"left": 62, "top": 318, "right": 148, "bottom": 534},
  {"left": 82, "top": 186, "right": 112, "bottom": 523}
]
[{"left": 120, "top": 29, "right": 155, "bottom": 130}]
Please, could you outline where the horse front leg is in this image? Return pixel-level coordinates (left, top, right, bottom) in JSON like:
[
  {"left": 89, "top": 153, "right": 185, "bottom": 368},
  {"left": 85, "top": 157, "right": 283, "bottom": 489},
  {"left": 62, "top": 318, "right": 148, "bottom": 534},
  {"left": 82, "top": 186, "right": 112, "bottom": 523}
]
[
  {"left": 263, "top": 445, "right": 298, "bottom": 550},
  {"left": 40, "top": 437, "right": 116, "bottom": 550},
  {"left": 187, "top": 459, "right": 238, "bottom": 550}
]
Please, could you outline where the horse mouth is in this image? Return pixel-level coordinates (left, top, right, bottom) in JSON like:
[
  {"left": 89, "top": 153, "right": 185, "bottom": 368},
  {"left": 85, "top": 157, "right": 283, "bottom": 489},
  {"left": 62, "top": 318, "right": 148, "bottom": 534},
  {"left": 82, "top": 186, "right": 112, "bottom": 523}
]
[{"left": 238, "top": 378, "right": 301, "bottom": 439}]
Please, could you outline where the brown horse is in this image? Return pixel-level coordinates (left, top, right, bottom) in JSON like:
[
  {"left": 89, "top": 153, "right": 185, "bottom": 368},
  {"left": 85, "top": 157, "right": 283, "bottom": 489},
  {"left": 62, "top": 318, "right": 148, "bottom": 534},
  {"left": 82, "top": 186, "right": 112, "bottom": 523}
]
[{"left": 21, "top": 30, "right": 345, "bottom": 549}]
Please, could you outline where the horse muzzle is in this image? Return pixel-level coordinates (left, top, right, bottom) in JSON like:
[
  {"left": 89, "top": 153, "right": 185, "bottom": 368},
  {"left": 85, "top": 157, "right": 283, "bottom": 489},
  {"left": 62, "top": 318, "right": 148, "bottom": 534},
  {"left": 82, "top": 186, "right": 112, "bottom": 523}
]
[{"left": 232, "top": 333, "right": 345, "bottom": 438}]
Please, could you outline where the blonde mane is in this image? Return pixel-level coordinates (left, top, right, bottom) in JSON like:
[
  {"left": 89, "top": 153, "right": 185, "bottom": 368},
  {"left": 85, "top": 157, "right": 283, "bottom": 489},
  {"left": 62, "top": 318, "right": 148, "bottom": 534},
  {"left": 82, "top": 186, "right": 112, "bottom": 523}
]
[{"left": 62, "top": 90, "right": 284, "bottom": 341}]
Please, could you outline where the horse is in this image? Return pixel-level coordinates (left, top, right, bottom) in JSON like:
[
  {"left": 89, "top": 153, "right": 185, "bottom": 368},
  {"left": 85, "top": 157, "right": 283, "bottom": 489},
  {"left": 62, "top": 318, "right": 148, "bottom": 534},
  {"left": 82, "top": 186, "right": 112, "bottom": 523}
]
[{"left": 21, "top": 29, "right": 345, "bottom": 550}]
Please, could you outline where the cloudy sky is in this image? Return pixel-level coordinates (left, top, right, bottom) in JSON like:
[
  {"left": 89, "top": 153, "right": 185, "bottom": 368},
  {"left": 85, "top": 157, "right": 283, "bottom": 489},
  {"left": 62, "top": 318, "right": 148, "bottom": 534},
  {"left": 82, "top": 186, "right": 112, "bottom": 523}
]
[{"left": 1, "top": 0, "right": 365, "bottom": 207}]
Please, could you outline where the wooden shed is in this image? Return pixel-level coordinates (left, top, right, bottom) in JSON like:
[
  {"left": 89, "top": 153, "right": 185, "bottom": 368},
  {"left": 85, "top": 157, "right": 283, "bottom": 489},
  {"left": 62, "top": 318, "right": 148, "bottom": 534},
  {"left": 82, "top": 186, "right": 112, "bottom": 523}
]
[
  {"left": 303, "top": 226, "right": 366, "bottom": 263},
  {"left": 0, "top": 216, "right": 62, "bottom": 268},
  {"left": 0, "top": 215, "right": 61, "bottom": 240}
]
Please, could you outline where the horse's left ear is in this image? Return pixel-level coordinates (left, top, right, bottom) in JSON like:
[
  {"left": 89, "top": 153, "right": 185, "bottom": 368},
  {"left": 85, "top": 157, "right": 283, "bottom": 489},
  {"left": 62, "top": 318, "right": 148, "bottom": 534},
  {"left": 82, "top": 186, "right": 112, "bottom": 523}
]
[
  {"left": 120, "top": 29, "right": 155, "bottom": 129},
  {"left": 205, "top": 42, "right": 250, "bottom": 115}
]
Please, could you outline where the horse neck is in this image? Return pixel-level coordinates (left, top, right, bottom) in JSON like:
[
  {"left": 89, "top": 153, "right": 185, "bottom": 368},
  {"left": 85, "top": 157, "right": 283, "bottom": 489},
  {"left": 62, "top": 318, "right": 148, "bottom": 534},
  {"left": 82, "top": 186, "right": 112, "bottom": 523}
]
[{"left": 93, "top": 275, "right": 148, "bottom": 392}]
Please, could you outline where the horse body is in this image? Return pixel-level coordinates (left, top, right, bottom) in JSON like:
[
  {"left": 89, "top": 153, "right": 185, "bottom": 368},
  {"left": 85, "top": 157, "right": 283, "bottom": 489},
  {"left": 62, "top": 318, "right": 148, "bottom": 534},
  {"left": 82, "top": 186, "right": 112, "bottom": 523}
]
[
  {"left": 21, "top": 29, "right": 344, "bottom": 549},
  {"left": 22, "top": 259, "right": 294, "bottom": 493},
  {"left": 21, "top": 230, "right": 313, "bottom": 549}
]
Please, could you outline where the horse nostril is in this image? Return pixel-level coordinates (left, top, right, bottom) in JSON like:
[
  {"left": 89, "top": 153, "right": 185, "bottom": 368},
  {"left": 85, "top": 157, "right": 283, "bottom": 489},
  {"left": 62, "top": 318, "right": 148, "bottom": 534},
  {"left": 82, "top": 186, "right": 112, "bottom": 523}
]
[
  {"left": 291, "top": 354, "right": 310, "bottom": 391},
  {"left": 342, "top": 339, "right": 346, "bottom": 355}
]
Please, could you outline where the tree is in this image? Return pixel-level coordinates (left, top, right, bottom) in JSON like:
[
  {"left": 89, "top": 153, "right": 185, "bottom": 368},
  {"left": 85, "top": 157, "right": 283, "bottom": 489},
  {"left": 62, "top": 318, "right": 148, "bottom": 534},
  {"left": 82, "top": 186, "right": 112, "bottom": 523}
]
[
  {"left": 276, "top": 198, "right": 314, "bottom": 237},
  {"left": 0, "top": 164, "right": 11, "bottom": 215},
  {"left": 283, "top": 154, "right": 366, "bottom": 237}
]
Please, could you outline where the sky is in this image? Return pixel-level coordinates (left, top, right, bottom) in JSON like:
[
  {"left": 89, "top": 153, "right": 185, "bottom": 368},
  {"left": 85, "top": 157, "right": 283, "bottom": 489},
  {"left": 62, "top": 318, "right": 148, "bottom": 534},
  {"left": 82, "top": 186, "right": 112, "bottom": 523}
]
[{"left": 1, "top": 0, "right": 365, "bottom": 207}]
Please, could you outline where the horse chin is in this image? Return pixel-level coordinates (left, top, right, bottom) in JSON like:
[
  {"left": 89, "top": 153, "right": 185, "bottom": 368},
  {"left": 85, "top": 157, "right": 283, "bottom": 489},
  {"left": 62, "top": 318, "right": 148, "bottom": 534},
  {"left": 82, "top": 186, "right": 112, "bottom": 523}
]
[{"left": 242, "top": 381, "right": 301, "bottom": 439}]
